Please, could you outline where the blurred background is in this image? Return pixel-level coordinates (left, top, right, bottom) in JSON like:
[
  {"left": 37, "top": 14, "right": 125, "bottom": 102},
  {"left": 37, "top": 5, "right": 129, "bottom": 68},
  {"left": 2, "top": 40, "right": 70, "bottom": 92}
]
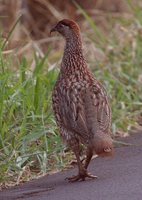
[
  {"left": 0, "top": 0, "right": 142, "bottom": 188},
  {"left": 0, "top": 0, "right": 134, "bottom": 53}
]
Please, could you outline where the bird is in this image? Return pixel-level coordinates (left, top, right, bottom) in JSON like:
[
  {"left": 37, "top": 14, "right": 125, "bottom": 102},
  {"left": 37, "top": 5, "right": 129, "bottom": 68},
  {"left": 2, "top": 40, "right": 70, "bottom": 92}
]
[{"left": 50, "top": 19, "right": 113, "bottom": 182}]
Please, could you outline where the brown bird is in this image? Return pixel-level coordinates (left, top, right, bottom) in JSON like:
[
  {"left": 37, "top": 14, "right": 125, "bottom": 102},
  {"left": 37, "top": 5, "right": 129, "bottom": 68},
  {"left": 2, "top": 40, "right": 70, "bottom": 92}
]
[{"left": 51, "top": 19, "right": 113, "bottom": 182}]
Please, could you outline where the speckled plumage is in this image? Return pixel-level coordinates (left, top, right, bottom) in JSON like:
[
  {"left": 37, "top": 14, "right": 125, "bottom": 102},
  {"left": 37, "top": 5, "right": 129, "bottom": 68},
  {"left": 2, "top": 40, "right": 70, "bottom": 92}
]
[{"left": 51, "top": 19, "right": 113, "bottom": 182}]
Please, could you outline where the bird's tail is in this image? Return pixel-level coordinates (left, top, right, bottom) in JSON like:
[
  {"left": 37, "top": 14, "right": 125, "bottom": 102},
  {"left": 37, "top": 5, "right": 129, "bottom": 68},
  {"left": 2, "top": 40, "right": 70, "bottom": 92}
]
[{"left": 91, "top": 132, "right": 114, "bottom": 157}]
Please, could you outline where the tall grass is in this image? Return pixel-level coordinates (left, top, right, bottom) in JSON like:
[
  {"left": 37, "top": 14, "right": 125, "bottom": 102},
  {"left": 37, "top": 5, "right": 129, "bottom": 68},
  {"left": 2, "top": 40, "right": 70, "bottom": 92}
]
[
  {"left": 1, "top": 2, "right": 142, "bottom": 187},
  {"left": 0, "top": 47, "right": 70, "bottom": 186}
]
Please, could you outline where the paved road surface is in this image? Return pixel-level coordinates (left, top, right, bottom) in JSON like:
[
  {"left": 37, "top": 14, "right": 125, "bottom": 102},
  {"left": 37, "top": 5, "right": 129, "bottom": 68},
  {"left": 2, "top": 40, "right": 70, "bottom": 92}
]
[{"left": 1, "top": 132, "right": 142, "bottom": 200}]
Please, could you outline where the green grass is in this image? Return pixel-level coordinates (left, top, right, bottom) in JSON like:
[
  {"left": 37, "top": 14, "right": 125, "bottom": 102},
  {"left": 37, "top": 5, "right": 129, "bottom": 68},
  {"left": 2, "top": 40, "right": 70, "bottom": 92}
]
[
  {"left": 0, "top": 3, "right": 142, "bottom": 187},
  {"left": 0, "top": 50, "right": 69, "bottom": 186}
]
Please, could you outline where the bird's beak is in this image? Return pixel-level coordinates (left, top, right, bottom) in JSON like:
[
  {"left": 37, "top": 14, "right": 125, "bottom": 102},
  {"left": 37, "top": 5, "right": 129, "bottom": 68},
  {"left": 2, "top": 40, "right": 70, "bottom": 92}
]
[{"left": 50, "top": 26, "right": 57, "bottom": 35}]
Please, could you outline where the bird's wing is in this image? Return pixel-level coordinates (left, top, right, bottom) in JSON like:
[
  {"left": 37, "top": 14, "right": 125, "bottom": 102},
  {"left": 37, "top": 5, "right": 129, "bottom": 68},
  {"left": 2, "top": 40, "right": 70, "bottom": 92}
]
[
  {"left": 85, "top": 85, "right": 111, "bottom": 134},
  {"left": 60, "top": 83, "right": 111, "bottom": 140}
]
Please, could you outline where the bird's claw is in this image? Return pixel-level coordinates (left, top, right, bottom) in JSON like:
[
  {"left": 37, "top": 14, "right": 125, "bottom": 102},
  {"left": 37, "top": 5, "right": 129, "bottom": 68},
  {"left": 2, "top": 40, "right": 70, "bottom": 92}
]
[{"left": 65, "top": 172, "right": 97, "bottom": 182}]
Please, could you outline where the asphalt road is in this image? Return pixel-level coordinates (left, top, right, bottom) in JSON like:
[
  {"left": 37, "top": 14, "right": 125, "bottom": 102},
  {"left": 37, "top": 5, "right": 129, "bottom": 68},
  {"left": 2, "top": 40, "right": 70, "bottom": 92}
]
[{"left": 1, "top": 131, "right": 142, "bottom": 200}]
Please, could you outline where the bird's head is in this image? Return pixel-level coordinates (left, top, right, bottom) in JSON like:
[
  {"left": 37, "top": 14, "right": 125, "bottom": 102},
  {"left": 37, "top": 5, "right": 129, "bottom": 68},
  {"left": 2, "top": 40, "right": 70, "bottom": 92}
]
[{"left": 50, "top": 19, "right": 80, "bottom": 38}]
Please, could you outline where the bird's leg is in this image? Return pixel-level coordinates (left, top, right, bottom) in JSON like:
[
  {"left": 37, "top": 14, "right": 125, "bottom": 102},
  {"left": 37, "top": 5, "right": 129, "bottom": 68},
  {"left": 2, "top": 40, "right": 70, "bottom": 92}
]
[
  {"left": 84, "top": 147, "right": 93, "bottom": 169},
  {"left": 83, "top": 147, "right": 98, "bottom": 178},
  {"left": 66, "top": 140, "right": 97, "bottom": 182}
]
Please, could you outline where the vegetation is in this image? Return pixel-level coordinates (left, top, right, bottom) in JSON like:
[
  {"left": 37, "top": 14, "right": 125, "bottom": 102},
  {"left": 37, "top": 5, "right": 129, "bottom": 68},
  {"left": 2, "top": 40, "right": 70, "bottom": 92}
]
[{"left": 0, "top": 1, "right": 142, "bottom": 188}]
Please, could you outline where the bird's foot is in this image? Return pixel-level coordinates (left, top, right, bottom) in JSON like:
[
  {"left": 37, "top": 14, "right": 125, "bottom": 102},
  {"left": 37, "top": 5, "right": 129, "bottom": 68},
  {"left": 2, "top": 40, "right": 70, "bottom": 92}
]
[{"left": 66, "top": 170, "right": 97, "bottom": 182}]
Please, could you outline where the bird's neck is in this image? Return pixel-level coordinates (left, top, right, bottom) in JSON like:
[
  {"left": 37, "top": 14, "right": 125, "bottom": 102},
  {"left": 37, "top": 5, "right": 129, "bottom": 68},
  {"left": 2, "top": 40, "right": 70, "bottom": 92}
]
[
  {"left": 65, "top": 34, "right": 82, "bottom": 54},
  {"left": 61, "top": 35, "right": 86, "bottom": 74}
]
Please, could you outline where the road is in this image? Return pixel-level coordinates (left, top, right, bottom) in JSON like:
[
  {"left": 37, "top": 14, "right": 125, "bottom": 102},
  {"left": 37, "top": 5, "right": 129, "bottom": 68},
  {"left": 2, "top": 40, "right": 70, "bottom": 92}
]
[{"left": 1, "top": 131, "right": 142, "bottom": 200}]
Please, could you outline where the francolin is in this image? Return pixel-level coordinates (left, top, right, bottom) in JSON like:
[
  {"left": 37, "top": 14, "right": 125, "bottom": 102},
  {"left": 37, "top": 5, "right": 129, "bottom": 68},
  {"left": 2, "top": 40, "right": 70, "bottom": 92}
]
[{"left": 51, "top": 19, "right": 113, "bottom": 182}]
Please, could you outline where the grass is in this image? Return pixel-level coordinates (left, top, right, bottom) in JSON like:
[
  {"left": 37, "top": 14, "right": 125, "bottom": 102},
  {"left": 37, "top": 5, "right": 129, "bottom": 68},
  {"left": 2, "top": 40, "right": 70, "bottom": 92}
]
[
  {"left": 0, "top": 2, "right": 142, "bottom": 188},
  {"left": 0, "top": 49, "right": 70, "bottom": 187}
]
